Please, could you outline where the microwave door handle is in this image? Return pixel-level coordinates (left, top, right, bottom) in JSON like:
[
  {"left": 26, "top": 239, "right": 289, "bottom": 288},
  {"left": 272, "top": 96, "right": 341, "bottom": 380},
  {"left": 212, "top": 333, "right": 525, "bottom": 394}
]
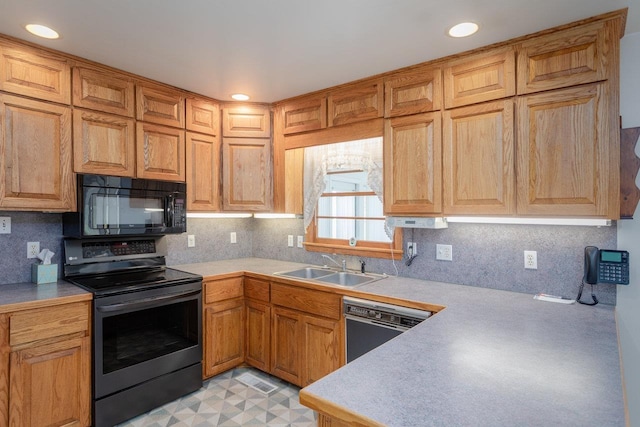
[{"left": 165, "top": 194, "right": 174, "bottom": 227}]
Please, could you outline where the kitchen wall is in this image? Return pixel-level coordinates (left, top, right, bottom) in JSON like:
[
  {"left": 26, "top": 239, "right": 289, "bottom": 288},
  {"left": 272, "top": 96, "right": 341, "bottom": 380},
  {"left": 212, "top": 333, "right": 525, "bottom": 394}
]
[{"left": 616, "top": 31, "right": 640, "bottom": 426}]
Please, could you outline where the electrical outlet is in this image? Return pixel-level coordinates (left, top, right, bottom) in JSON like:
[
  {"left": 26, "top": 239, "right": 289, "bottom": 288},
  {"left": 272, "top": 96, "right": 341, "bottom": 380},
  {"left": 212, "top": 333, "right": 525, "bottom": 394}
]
[
  {"left": 297, "top": 235, "right": 304, "bottom": 248},
  {"left": 287, "top": 235, "right": 294, "bottom": 247},
  {"left": 230, "top": 232, "right": 237, "bottom": 244},
  {"left": 187, "top": 234, "right": 195, "bottom": 247},
  {"left": 0, "top": 217, "right": 11, "bottom": 234},
  {"left": 406, "top": 242, "right": 417, "bottom": 257},
  {"left": 27, "top": 242, "right": 40, "bottom": 259},
  {"left": 436, "top": 244, "right": 453, "bottom": 261},
  {"left": 524, "top": 250, "right": 537, "bottom": 269}
]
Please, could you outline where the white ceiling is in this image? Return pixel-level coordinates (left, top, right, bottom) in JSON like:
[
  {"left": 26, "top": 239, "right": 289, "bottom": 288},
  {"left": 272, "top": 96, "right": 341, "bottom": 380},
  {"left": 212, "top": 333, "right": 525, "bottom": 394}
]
[{"left": 0, "top": 0, "right": 639, "bottom": 103}]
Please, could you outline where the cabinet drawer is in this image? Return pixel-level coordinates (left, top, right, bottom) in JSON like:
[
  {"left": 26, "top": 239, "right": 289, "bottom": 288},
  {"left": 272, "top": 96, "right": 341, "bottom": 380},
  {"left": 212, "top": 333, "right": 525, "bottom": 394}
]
[
  {"left": 204, "top": 277, "right": 244, "bottom": 304},
  {"left": 271, "top": 282, "right": 341, "bottom": 320},
  {"left": 244, "top": 277, "right": 270, "bottom": 302},
  {"left": 9, "top": 302, "right": 89, "bottom": 347}
]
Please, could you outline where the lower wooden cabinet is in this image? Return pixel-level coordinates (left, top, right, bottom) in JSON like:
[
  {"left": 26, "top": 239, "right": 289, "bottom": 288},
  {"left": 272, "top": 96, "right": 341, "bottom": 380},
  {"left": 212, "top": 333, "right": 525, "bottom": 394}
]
[
  {"left": 203, "top": 298, "right": 245, "bottom": 378},
  {"left": 245, "top": 299, "right": 271, "bottom": 372},
  {"left": 302, "top": 314, "right": 342, "bottom": 387},
  {"left": 271, "top": 306, "right": 303, "bottom": 385},
  {"left": 0, "top": 300, "right": 92, "bottom": 427}
]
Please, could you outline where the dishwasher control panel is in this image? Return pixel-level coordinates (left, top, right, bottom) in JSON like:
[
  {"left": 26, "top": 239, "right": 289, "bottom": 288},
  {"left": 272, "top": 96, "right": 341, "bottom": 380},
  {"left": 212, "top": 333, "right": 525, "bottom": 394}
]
[{"left": 344, "top": 297, "right": 431, "bottom": 330}]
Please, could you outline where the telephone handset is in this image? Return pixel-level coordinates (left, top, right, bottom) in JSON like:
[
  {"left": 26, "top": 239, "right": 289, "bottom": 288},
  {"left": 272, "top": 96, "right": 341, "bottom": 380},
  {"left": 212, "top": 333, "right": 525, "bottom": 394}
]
[
  {"left": 579, "top": 246, "right": 629, "bottom": 306},
  {"left": 583, "top": 246, "right": 629, "bottom": 285}
]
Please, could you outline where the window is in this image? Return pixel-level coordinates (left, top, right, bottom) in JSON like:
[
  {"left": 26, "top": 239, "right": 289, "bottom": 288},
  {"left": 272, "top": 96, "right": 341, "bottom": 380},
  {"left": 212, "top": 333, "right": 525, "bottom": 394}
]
[{"left": 303, "top": 138, "right": 402, "bottom": 260}]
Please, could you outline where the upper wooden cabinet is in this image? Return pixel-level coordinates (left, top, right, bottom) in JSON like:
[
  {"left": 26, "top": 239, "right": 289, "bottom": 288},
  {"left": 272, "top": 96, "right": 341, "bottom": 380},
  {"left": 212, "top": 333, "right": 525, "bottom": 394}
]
[
  {"left": 516, "top": 83, "right": 618, "bottom": 217},
  {"left": 328, "top": 80, "right": 383, "bottom": 127},
  {"left": 443, "top": 48, "right": 516, "bottom": 109},
  {"left": 73, "top": 109, "right": 136, "bottom": 177},
  {"left": 384, "top": 112, "right": 442, "bottom": 215},
  {"left": 136, "top": 84, "right": 185, "bottom": 128},
  {"left": 136, "top": 122, "right": 186, "bottom": 182},
  {"left": 384, "top": 66, "right": 442, "bottom": 117},
  {"left": 443, "top": 100, "right": 515, "bottom": 215},
  {"left": 186, "top": 98, "right": 220, "bottom": 135},
  {"left": 222, "top": 137, "right": 272, "bottom": 211},
  {"left": 0, "top": 44, "right": 71, "bottom": 104},
  {"left": 73, "top": 66, "right": 135, "bottom": 117},
  {"left": 284, "top": 148, "right": 304, "bottom": 215},
  {"left": 0, "top": 94, "right": 75, "bottom": 211},
  {"left": 186, "top": 131, "right": 220, "bottom": 211},
  {"left": 517, "top": 21, "right": 611, "bottom": 95},
  {"left": 222, "top": 105, "right": 271, "bottom": 138},
  {"left": 282, "top": 96, "right": 327, "bottom": 134}
]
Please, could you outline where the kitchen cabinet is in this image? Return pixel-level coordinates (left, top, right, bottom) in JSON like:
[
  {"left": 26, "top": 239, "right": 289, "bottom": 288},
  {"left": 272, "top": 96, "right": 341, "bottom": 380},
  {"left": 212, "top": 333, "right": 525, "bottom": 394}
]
[
  {"left": 222, "top": 105, "right": 271, "bottom": 138},
  {"left": 384, "top": 65, "right": 442, "bottom": 117},
  {"left": 186, "top": 98, "right": 220, "bottom": 136},
  {"left": 1, "top": 301, "right": 91, "bottom": 427},
  {"left": 244, "top": 277, "right": 271, "bottom": 372},
  {"left": 443, "top": 47, "right": 515, "bottom": 109},
  {"left": 136, "top": 84, "right": 185, "bottom": 128},
  {"left": 443, "top": 100, "right": 515, "bottom": 215},
  {"left": 328, "top": 80, "right": 383, "bottom": 127},
  {"left": 73, "top": 109, "right": 136, "bottom": 177},
  {"left": 203, "top": 277, "right": 245, "bottom": 379},
  {"left": 186, "top": 131, "right": 220, "bottom": 211},
  {"left": 72, "top": 66, "right": 135, "bottom": 117},
  {"left": 0, "top": 94, "right": 75, "bottom": 211},
  {"left": 0, "top": 43, "right": 71, "bottom": 104},
  {"left": 516, "top": 82, "right": 617, "bottom": 217},
  {"left": 282, "top": 96, "right": 327, "bottom": 134},
  {"left": 136, "top": 122, "right": 186, "bottom": 182},
  {"left": 384, "top": 112, "right": 442, "bottom": 215},
  {"left": 516, "top": 20, "right": 610, "bottom": 95},
  {"left": 270, "top": 282, "right": 343, "bottom": 387},
  {"left": 284, "top": 148, "right": 304, "bottom": 215},
  {"left": 222, "top": 137, "right": 272, "bottom": 211}
]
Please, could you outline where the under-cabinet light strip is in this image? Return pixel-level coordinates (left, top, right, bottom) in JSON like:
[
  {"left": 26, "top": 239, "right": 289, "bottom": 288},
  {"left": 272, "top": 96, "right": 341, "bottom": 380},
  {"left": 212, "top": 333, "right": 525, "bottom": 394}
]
[
  {"left": 445, "top": 217, "right": 612, "bottom": 226},
  {"left": 186, "top": 213, "right": 252, "bottom": 218}
]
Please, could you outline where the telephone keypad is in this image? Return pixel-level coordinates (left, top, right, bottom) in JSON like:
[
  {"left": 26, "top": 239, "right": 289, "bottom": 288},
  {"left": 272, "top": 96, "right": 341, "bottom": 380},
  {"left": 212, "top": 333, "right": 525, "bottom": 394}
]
[{"left": 598, "top": 257, "right": 629, "bottom": 284}]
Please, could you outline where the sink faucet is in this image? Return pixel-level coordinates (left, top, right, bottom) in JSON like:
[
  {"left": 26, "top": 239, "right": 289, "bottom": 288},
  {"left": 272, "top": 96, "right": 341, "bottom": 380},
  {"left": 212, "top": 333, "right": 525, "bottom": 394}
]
[{"left": 322, "top": 254, "right": 347, "bottom": 271}]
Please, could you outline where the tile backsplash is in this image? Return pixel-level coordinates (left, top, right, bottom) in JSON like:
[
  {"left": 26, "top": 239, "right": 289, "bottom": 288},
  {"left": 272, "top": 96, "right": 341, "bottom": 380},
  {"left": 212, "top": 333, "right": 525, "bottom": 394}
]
[{"left": 0, "top": 212, "right": 618, "bottom": 304}]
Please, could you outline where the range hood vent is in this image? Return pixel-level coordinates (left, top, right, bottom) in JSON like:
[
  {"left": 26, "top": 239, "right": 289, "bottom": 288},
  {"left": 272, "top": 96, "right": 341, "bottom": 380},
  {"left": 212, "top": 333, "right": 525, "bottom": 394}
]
[{"left": 387, "top": 217, "right": 448, "bottom": 229}]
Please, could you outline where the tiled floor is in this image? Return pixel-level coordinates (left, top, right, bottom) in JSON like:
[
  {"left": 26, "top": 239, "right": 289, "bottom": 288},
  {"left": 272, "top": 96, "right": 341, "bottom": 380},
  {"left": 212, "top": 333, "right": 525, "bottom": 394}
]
[{"left": 118, "top": 367, "right": 317, "bottom": 427}]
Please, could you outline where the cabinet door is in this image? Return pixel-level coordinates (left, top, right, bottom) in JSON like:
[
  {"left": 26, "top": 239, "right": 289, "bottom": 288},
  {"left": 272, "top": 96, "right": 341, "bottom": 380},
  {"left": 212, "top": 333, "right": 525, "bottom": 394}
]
[
  {"left": 222, "top": 106, "right": 271, "bottom": 138},
  {"left": 203, "top": 299, "right": 245, "bottom": 378},
  {"left": 72, "top": 66, "right": 135, "bottom": 117},
  {"left": 443, "top": 100, "right": 515, "bottom": 215},
  {"left": 302, "top": 314, "right": 343, "bottom": 387},
  {"left": 328, "top": 80, "right": 383, "bottom": 127},
  {"left": 443, "top": 47, "right": 515, "bottom": 109},
  {"left": 271, "top": 306, "right": 302, "bottom": 386},
  {"left": 136, "top": 84, "right": 185, "bottom": 128},
  {"left": 73, "top": 109, "right": 136, "bottom": 177},
  {"left": 384, "top": 66, "right": 442, "bottom": 117},
  {"left": 9, "top": 336, "right": 91, "bottom": 427},
  {"left": 284, "top": 148, "right": 304, "bottom": 214},
  {"left": 186, "top": 98, "right": 219, "bottom": 135},
  {"left": 516, "top": 83, "right": 617, "bottom": 217},
  {"left": 282, "top": 97, "right": 327, "bottom": 134},
  {"left": 517, "top": 21, "right": 609, "bottom": 95},
  {"left": 0, "top": 94, "right": 74, "bottom": 211},
  {"left": 246, "top": 299, "right": 271, "bottom": 372},
  {"left": 136, "top": 122, "right": 186, "bottom": 181},
  {"left": 384, "top": 112, "right": 442, "bottom": 215},
  {"left": 0, "top": 45, "right": 70, "bottom": 104},
  {"left": 186, "top": 132, "right": 220, "bottom": 211},
  {"left": 222, "top": 137, "right": 272, "bottom": 211}
]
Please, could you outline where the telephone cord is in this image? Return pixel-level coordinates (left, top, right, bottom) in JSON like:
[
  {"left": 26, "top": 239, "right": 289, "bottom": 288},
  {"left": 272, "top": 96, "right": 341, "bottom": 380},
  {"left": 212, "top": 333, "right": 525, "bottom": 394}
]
[{"left": 576, "top": 280, "right": 599, "bottom": 306}]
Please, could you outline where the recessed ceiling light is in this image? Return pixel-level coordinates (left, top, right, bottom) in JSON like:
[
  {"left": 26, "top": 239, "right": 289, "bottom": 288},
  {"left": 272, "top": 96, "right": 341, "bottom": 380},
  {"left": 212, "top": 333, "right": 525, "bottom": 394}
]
[
  {"left": 231, "top": 93, "right": 250, "bottom": 101},
  {"left": 25, "top": 24, "right": 60, "bottom": 39},
  {"left": 447, "top": 22, "right": 479, "bottom": 38}
]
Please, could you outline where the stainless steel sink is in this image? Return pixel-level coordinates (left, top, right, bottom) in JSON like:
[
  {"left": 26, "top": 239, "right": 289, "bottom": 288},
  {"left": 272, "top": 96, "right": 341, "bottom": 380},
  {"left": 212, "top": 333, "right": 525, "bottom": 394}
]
[
  {"left": 315, "top": 271, "right": 376, "bottom": 287},
  {"left": 273, "top": 267, "right": 334, "bottom": 279}
]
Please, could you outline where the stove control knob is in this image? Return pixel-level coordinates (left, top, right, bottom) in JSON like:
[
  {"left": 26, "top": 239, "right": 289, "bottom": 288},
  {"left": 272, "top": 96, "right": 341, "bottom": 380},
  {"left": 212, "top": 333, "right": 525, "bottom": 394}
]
[
  {"left": 375, "top": 313, "right": 382, "bottom": 319},
  {"left": 368, "top": 310, "right": 376, "bottom": 318}
]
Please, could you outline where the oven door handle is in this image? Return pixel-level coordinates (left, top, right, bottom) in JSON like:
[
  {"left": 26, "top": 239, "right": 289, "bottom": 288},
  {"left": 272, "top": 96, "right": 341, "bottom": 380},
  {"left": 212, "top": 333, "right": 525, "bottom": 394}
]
[{"left": 96, "top": 289, "right": 201, "bottom": 313}]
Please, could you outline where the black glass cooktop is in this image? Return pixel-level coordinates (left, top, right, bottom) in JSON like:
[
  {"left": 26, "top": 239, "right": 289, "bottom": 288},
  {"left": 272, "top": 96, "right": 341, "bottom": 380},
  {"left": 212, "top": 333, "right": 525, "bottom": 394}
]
[{"left": 67, "top": 267, "right": 202, "bottom": 297}]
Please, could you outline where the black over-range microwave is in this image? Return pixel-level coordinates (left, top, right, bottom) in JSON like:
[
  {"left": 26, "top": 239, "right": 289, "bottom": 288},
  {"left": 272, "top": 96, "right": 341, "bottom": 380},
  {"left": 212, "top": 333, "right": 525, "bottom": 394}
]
[{"left": 63, "top": 174, "right": 187, "bottom": 237}]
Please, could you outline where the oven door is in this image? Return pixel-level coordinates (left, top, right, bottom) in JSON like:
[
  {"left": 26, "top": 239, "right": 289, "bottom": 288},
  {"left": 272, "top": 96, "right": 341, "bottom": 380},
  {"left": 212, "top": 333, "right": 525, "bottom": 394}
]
[{"left": 93, "top": 281, "right": 202, "bottom": 399}]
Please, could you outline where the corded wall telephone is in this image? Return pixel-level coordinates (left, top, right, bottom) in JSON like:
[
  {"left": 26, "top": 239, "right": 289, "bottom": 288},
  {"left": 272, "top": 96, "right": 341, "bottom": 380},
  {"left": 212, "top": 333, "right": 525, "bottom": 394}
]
[
  {"left": 578, "top": 246, "right": 630, "bottom": 306},
  {"left": 584, "top": 246, "right": 629, "bottom": 285}
]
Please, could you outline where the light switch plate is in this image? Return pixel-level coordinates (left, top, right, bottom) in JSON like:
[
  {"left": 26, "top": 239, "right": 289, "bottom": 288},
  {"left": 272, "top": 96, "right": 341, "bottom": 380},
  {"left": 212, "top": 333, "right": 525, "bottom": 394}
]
[
  {"left": 230, "top": 232, "right": 237, "bottom": 244},
  {"left": 297, "top": 235, "right": 304, "bottom": 248},
  {"left": 187, "top": 234, "right": 195, "bottom": 247},
  {"left": 287, "top": 235, "right": 294, "bottom": 247}
]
